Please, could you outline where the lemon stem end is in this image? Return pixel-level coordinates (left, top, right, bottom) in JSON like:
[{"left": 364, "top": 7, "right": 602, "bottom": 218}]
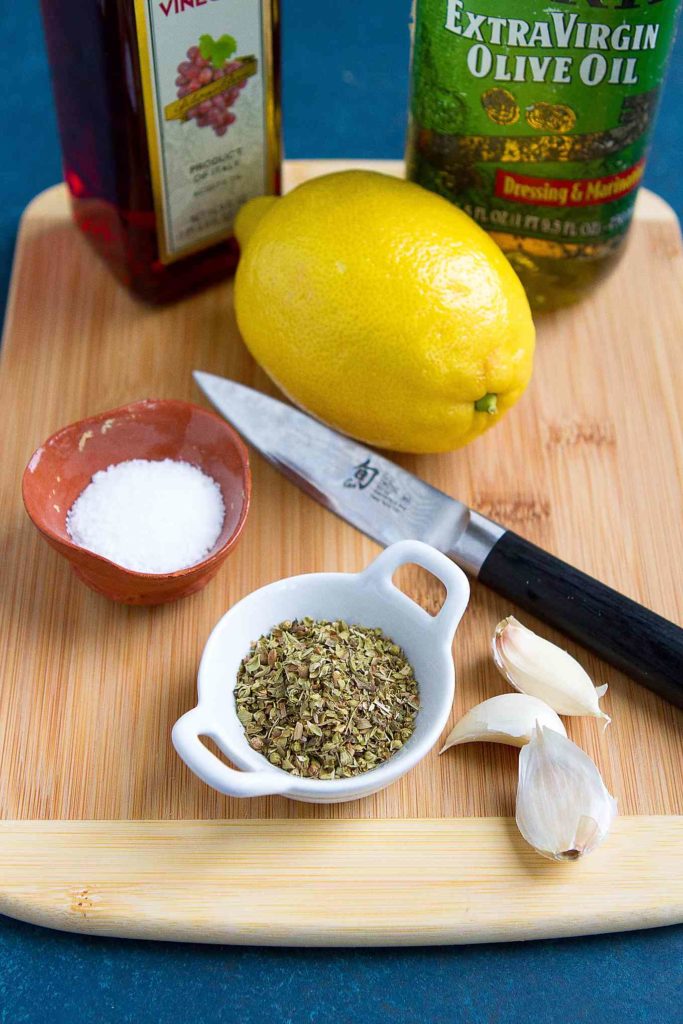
[{"left": 475, "top": 393, "right": 498, "bottom": 415}]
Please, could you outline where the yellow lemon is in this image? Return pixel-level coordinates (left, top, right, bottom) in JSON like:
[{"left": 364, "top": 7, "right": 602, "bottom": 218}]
[{"left": 234, "top": 171, "right": 534, "bottom": 453}]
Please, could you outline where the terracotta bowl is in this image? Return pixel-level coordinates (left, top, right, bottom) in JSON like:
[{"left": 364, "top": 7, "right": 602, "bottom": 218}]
[{"left": 22, "top": 399, "right": 251, "bottom": 605}]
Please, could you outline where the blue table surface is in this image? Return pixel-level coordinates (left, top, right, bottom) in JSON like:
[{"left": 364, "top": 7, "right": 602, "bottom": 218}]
[{"left": 2, "top": 2, "right": 682, "bottom": 1021}]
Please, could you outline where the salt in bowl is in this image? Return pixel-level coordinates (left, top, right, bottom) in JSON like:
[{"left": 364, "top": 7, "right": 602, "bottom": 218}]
[{"left": 22, "top": 399, "right": 251, "bottom": 605}]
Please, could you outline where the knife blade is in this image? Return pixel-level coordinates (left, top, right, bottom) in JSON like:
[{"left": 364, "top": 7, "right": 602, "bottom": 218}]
[{"left": 195, "top": 371, "right": 683, "bottom": 708}]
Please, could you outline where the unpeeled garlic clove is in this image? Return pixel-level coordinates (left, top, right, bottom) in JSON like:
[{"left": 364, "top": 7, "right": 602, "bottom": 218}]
[
  {"left": 440, "top": 693, "right": 566, "bottom": 752},
  {"left": 493, "top": 616, "right": 610, "bottom": 725},
  {"left": 516, "top": 725, "right": 617, "bottom": 861}
]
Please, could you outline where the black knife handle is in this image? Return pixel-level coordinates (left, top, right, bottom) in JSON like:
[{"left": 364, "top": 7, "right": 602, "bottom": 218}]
[{"left": 478, "top": 530, "right": 683, "bottom": 709}]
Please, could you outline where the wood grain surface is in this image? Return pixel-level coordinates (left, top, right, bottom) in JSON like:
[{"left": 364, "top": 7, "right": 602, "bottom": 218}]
[
  {"left": 2, "top": 817, "right": 682, "bottom": 945},
  {"left": 0, "top": 164, "right": 681, "bottom": 822}
]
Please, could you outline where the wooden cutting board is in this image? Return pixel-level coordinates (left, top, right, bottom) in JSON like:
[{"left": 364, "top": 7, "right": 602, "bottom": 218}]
[{"left": 0, "top": 160, "right": 681, "bottom": 945}]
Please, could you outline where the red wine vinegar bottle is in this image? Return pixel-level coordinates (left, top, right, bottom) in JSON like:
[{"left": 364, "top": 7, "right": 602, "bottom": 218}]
[{"left": 40, "top": 1, "right": 281, "bottom": 303}]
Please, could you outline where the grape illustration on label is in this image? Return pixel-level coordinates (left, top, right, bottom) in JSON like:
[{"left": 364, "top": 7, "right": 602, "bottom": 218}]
[{"left": 167, "top": 35, "right": 256, "bottom": 138}]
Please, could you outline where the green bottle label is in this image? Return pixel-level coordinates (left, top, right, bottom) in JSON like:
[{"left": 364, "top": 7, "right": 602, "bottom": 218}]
[{"left": 408, "top": 0, "right": 680, "bottom": 250}]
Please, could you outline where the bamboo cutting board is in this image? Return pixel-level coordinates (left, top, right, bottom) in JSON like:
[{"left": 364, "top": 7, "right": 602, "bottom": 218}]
[{"left": 0, "top": 161, "right": 681, "bottom": 945}]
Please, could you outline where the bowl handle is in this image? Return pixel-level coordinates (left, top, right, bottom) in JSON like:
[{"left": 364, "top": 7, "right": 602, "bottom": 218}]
[
  {"left": 172, "top": 708, "right": 290, "bottom": 798},
  {"left": 360, "top": 540, "right": 470, "bottom": 646}
]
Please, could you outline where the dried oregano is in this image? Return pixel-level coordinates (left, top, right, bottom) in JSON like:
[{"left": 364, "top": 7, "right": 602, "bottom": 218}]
[{"left": 235, "top": 618, "right": 420, "bottom": 779}]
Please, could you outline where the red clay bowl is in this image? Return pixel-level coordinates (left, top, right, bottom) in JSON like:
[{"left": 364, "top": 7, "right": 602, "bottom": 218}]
[{"left": 22, "top": 399, "right": 251, "bottom": 605}]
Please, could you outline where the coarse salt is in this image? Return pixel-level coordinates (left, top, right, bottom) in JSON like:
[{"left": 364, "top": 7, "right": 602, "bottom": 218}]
[{"left": 66, "top": 458, "right": 225, "bottom": 573}]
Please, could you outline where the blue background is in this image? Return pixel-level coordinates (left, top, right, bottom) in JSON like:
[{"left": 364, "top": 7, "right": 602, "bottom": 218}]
[{"left": 1, "top": 2, "right": 682, "bottom": 1020}]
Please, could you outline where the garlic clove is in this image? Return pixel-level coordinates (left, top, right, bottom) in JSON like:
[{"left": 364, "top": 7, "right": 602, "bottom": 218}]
[
  {"left": 516, "top": 725, "right": 617, "bottom": 861},
  {"left": 493, "top": 616, "right": 611, "bottom": 725},
  {"left": 440, "top": 693, "right": 566, "bottom": 752}
]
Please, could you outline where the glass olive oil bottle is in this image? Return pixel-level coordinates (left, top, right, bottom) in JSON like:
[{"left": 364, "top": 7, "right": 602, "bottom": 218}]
[{"left": 406, "top": 0, "right": 681, "bottom": 310}]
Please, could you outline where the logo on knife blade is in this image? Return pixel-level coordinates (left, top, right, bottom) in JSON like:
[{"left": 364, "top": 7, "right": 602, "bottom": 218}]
[{"left": 343, "top": 458, "right": 379, "bottom": 490}]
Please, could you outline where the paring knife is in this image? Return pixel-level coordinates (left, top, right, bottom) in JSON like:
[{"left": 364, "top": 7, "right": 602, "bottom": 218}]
[{"left": 195, "top": 371, "right": 683, "bottom": 709}]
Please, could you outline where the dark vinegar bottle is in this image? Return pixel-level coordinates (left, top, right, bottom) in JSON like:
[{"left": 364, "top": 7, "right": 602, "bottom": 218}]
[{"left": 40, "top": 1, "right": 281, "bottom": 304}]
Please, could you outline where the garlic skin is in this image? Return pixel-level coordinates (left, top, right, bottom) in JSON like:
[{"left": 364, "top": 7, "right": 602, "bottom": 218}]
[
  {"left": 516, "top": 725, "right": 617, "bottom": 861},
  {"left": 493, "top": 616, "right": 610, "bottom": 725},
  {"left": 440, "top": 693, "right": 566, "bottom": 752}
]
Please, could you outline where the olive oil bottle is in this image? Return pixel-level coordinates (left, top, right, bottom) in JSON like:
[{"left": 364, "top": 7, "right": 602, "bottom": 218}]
[{"left": 406, "top": 0, "right": 681, "bottom": 310}]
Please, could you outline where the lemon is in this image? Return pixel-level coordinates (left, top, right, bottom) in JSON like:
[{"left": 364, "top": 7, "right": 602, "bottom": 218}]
[{"left": 234, "top": 171, "right": 535, "bottom": 454}]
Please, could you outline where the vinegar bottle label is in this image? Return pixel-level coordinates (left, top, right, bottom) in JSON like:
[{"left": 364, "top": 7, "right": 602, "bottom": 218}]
[
  {"left": 134, "top": 0, "right": 276, "bottom": 264},
  {"left": 407, "top": 0, "right": 681, "bottom": 261}
]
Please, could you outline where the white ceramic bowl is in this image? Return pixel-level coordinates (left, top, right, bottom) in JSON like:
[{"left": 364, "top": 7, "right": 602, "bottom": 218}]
[{"left": 172, "top": 540, "right": 469, "bottom": 803}]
